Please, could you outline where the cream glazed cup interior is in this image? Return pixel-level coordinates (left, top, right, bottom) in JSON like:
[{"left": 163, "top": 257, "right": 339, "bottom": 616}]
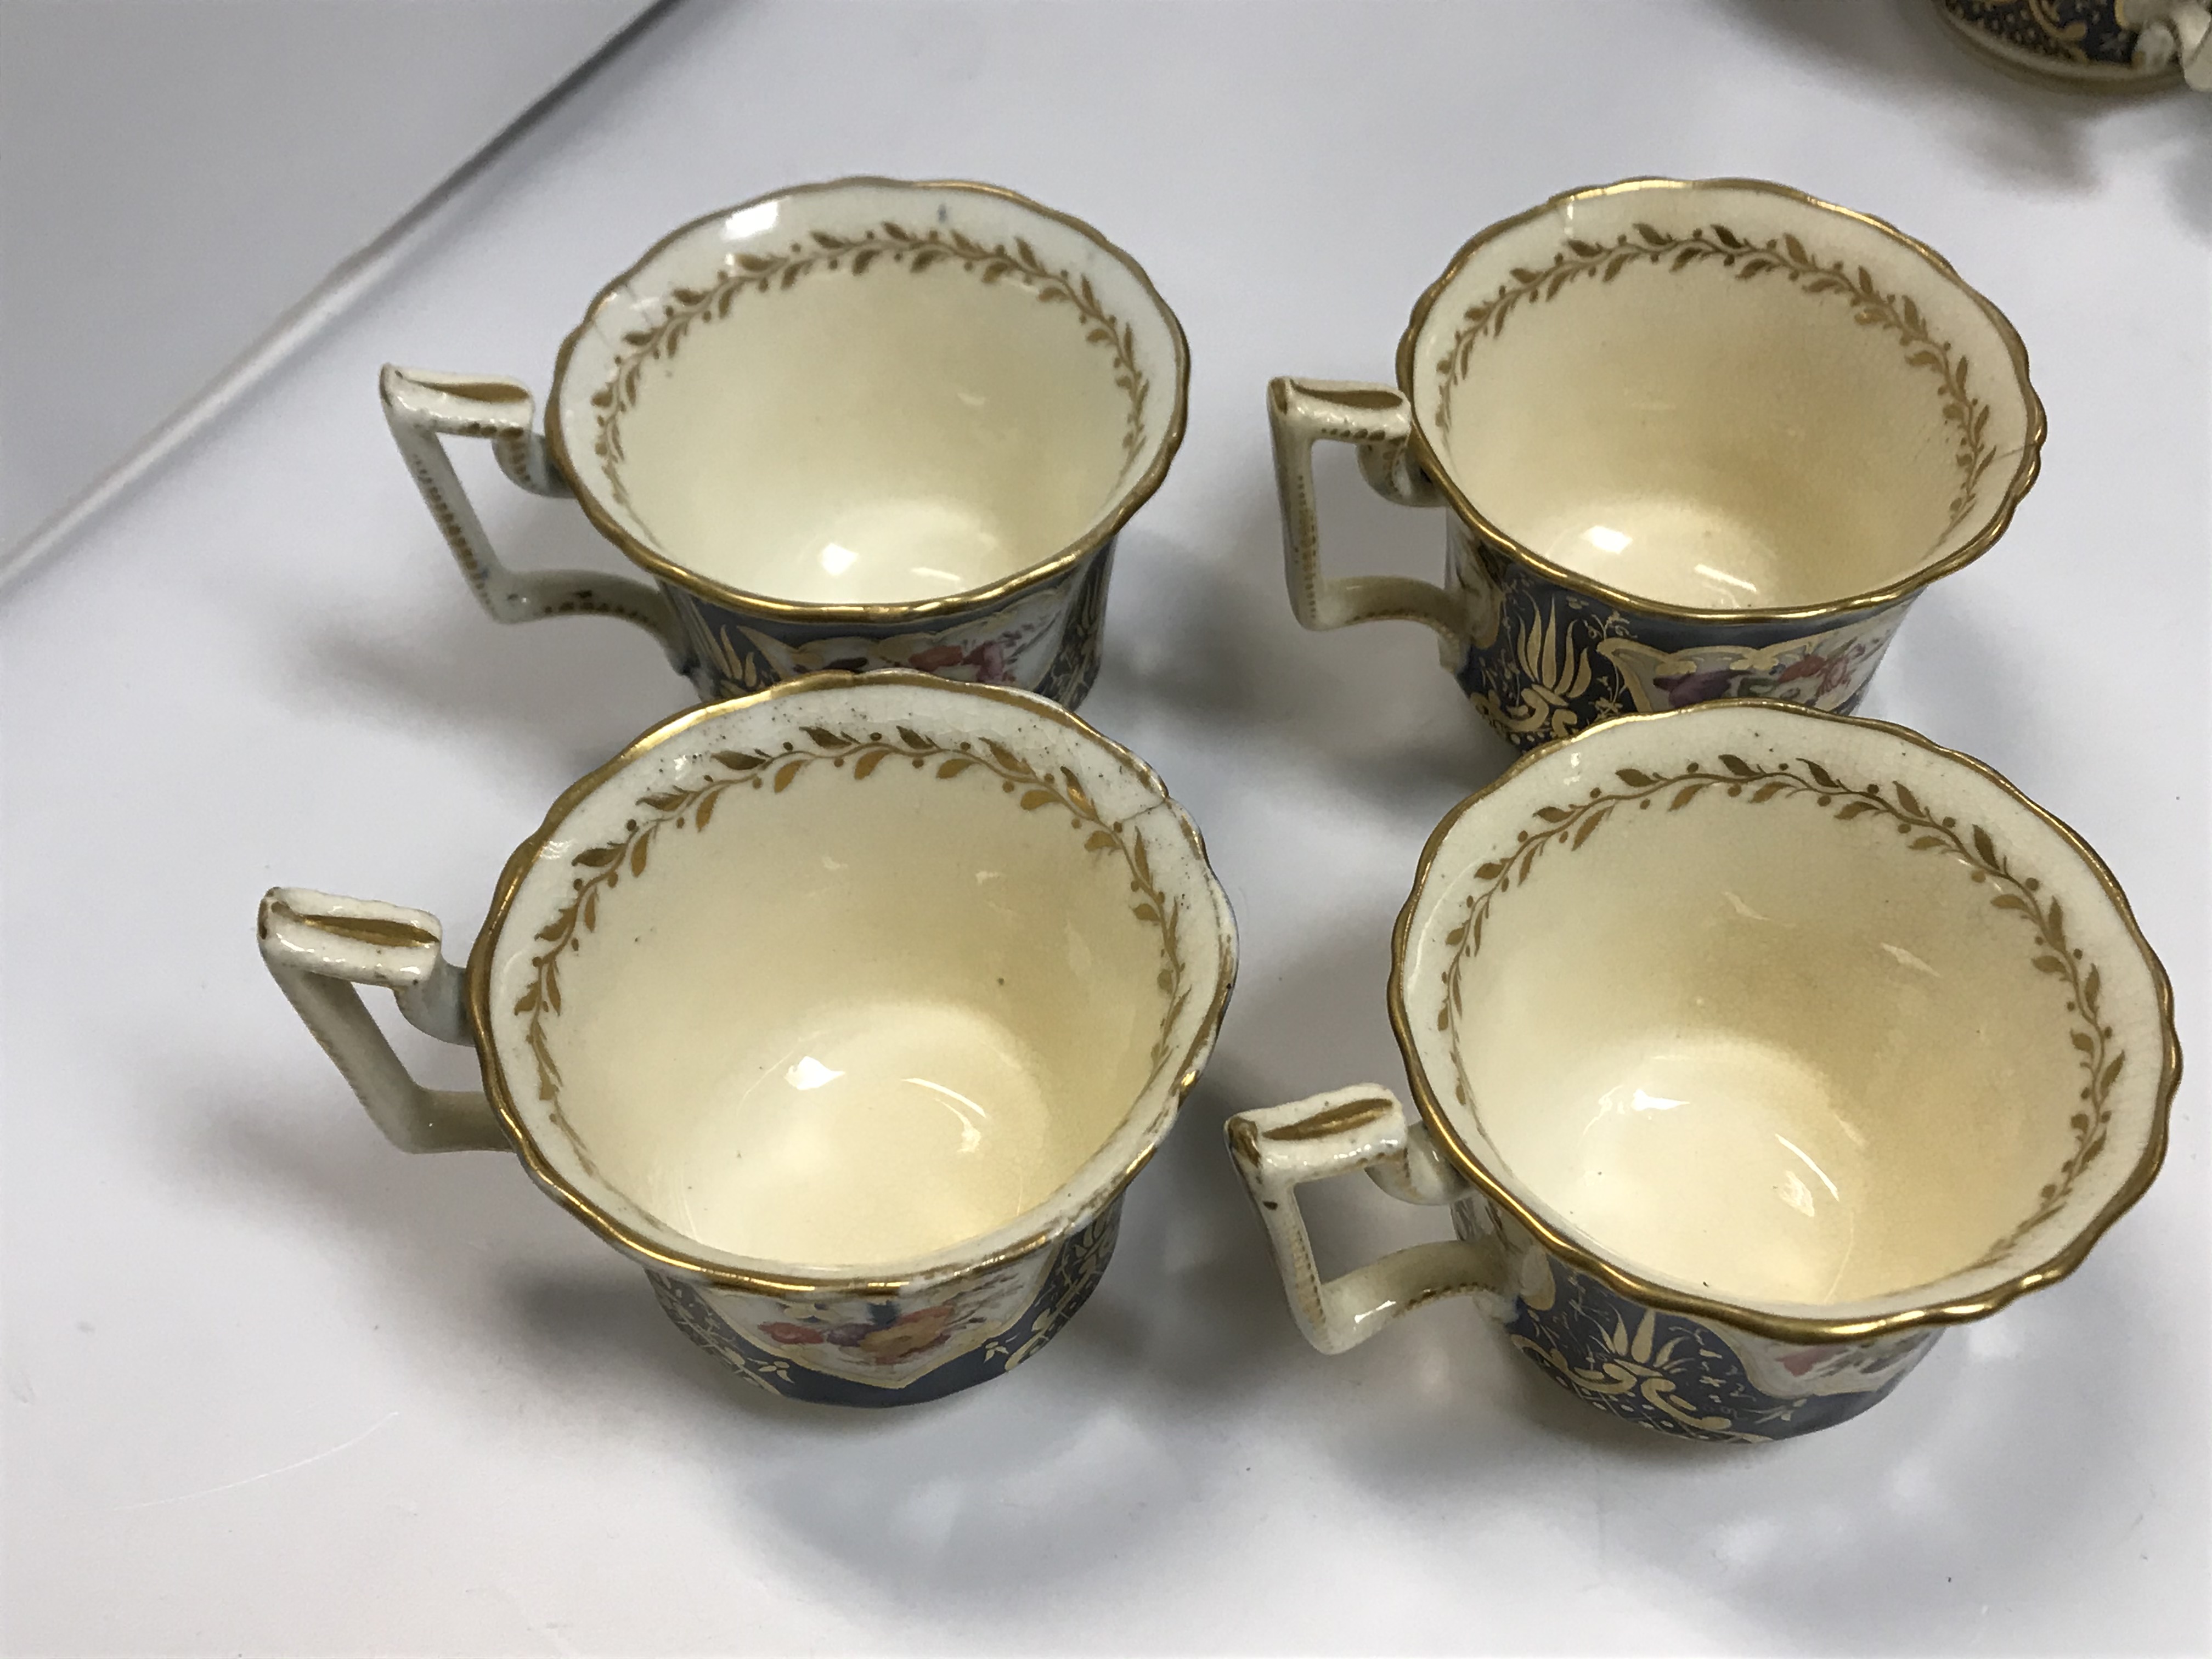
[
  {"left": 467, "top": 672, "right": 1234, "bottom": 1291},
  {"left": 1398, "top": 178, "right": 2043, "bottom": 617},
  {"left": 1391, "top": 702, "right": 2175, "bottom": 1336},
  {"left": 548, "top": 178, "right": 1189, "bottom": 613}
]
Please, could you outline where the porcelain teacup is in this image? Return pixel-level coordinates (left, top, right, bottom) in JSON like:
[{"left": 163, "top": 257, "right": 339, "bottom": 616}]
[
  {"left": 259, "top": 672, "right": 1235, "bottom": 1406},
  {"left": 1936, "top": 0, "right": 2212, "bottom": 87},
  {"left": 1228, "top": 701, "right": 2175, "bottom": 1441},
  {"left": 1268, "top": 177, "right": 2044, "bottom": 751},
  {"left": 383, "top": 177, "right": 1189, "bottom": 709}
]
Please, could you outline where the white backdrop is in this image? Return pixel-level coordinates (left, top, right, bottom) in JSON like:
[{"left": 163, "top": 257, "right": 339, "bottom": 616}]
[
  {"left": 2, "top": 2, "right": 2205, "bottom": 1652},
  {"left": 0, "top": 0, "right": 653, "bottom": 552}
]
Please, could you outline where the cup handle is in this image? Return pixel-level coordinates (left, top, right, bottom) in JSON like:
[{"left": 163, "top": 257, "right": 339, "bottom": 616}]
[
  {"left": 2132, "top": 0, "right": 2212, "bottom": 83},
  {"left": 1226, "top": 1085, "right": 1509, "bottom": 1355},
  {"left": 2176, "top": 3, "right": 2212, "bottom": 86},
  {"left": 1266, "top": 377, "right": 1468, "bottom": 664},
  {"left": 379, "top": 365, "right": 692, "bottom": 673},
  {"left": 257, "top": 887, "right": 510, "bottom": 1154}
]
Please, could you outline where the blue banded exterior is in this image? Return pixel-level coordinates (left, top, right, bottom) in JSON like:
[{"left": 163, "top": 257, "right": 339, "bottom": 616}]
[
  {"left": 1459, "top": 1204, "right": 1938, "bottom": 1442},
  {"left": 1444, "top": 521, "right": 1912, "bottom": 753},
  {"left": 649, "top": 1198, "right": 1124, "bottom": 1408},
  {"left": 666, "top": 542, "right": 1115, "bottom": 710},
  {"left": 1938, "top": 0, "right": 2149, "bottom": 70}
]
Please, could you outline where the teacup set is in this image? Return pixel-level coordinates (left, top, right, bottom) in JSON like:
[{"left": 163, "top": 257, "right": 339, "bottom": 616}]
[{"left": 264, "top": 173, "right": 2178, "bottom": 1442}]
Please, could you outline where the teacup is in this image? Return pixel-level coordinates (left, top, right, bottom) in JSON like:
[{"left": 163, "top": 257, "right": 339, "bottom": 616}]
[
  {"left": 259, "top": 672, "right": 1235, "bottom": 1406},
  {"left": 1268, "top": 177, "right": 2044, "bottom": 751},
  {"left": 383, "top": 177, "right": 1189, "bottom": 709},
  {"left": 1936, "top": 0, "right": 2212, "bottom": 87},
  {"left": 1228, "top": 701, "right": 2175, "bottom": 1441}
]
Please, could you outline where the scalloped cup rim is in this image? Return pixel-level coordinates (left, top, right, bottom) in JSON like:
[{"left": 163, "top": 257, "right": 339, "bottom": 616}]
[
  {"left": 543, "top": 176, "right": 1192, "bottom": 624},
  {"left": 1392, "top": 175, "right": 2046, "bottom": 626},
  {"left": 1387, "top": 699, "right": 2177, "bottom": 1345},
  {"left": 464, "top": 670, "right": 1238, "bottom": 1297}
]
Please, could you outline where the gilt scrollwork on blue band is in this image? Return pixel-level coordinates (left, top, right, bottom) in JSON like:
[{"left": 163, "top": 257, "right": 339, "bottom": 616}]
[
  {"left": 666, "top": 541, "right": 1115, "bottom": 710},
  {"left": 1938, "top": 0, "right": 2146, "bottom": 67},
  {"left": 1444, "top": 522, "right": 1911, "bottom": 752},
  {"left": 648, "top": 1198, "right": 1124, "bottom": 1407}
]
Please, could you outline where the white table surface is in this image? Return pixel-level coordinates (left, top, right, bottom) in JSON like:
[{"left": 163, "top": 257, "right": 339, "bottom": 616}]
[
  {"left": 3, "top": 3, "right": 2205, "bottom": 1652},
  {"left": 0, "top": 0, "right": 653, "bottom": 552}
]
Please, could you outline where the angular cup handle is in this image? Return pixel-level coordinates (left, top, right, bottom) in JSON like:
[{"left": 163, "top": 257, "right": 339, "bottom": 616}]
[
  {"left": 1226, "top": 1086, "right": 1509, "bottom": 1355},
  {"left": 379, "top": 365, "right": 692, "bottom": 673},
  {"left": 2132, "top": 0, "right": 2212, "bottom": 84},
  {"left": 258, "top": 887, "right": 509, "bottom": 1154},
  {"left": 2176, "top": 2, "right": 2212, "bottom": 87},
  {"left": 1266, "top": 377, "right": 1467, "bottom": 666}
]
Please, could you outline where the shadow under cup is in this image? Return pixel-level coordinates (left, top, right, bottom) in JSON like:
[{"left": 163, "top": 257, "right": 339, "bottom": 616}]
[{"left": 461, "top": 676, "right": 1233, "bottom": 1404}]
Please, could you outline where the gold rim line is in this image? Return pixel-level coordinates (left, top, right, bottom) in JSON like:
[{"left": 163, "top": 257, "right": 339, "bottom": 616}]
[
  {"left": 1383, "top": 698, "right": 2179, "bottom": 1346},
  {"left": 1391, "top": 176, "right": 2047, "bottom": 627},
  {"left": 462, "top": 669, "right": 1238, "bottom": 1298},
  {"left": 543, "top": 176, "right": 1192, "bottom": 625}
]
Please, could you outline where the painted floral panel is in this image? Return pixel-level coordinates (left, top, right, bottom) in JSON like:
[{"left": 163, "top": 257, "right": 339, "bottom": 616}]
[{"left": 649, "top": 1199, "right": 1123, "bottom": 1407}]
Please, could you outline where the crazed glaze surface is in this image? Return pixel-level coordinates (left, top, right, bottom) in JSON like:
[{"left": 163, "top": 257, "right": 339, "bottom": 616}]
[
  {"left": 383, "top": 178, "right": 1188, "bottom": 709},
  {"left": 1268, "top": 178, "right": 2043, "bottom": 751},
  {"left": 261, "top": 673, "right": 1235, "bottom": 1406},
  {"left": 1227, "top": 702, "right": 2177, "bottom": 1441}
]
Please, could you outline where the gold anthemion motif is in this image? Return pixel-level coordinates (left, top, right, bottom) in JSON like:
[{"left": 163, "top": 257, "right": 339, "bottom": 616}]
[
  {"left": 1470, "top": 600, "right": 1615, "bottom": 743},
  {"left": 1434, "top": 754, "right": 2121, "bottom": 1265},
  {"left": 1511, "top": 1306, "right": 1743, "bottom": 1437},
  {"left": 589, "top": 224, "right": 1152, "bottom": 514},
  {"left": 682, "top": 610, "right": 772, "bottom": 695},
  {"left": 514, "top": 724, "right": 1191, "bottom": 1144},
  {"left": 1432, "top": 223, "right": 1999, "bottom": 535}
]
